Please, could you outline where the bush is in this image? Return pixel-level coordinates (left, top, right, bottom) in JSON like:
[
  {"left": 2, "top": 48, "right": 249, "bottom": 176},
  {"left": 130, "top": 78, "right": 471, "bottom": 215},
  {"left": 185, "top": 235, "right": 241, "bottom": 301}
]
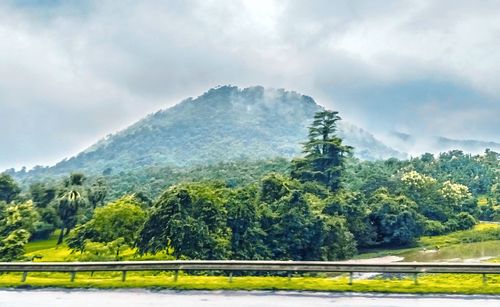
[
  {"left": 67, "top": 238, "right": 129, "bottom": 261},
  {"left": 444, "top": 212, "right": 477, "bottom": 232},
  {"left": 423, "top": 220, "right": 446, "bottom": 236},
  {"left": 67, "top": 195, "right": 146, "bottom": 252},
  {"left": 456, "top": 212, "right": 477, "bottom": 230}
]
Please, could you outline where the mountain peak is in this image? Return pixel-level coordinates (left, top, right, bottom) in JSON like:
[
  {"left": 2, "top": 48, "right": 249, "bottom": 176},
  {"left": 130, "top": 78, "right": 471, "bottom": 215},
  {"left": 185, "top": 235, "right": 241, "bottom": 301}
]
[{"left": 10, "top": 86, "right": 404, "bottom": 181}]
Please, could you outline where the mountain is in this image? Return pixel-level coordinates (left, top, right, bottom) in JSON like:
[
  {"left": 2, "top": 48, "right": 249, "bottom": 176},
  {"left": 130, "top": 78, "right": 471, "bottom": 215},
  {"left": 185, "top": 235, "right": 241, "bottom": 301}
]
[
  {"left": 435, "top": 137, "right": 500, "bottom": 153},
  {"left": 8, "top": 86, "right": 404, "bottom": 181},
  {"left": 387, "top": 132, "right": 500, "bottom": 156}
]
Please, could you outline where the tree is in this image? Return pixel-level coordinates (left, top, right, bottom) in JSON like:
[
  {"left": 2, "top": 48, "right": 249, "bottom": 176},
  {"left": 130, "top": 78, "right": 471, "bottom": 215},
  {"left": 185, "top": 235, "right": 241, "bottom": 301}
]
[
  {"left": 0, "top": 200, "right": 39, "bottom": 261},
  {"left": 258, "top": 174, "right": 356, "bottom": 260},
  {"left": 368, "top": 188, "right": 423, "bottom": 246},
  {"left": 87, "top": 178, "right": 108, "bottom": 209},
  {"left": 439, "top": 180, "right": 472, "bottom": 206},
  {"left": 1, "top": 200, "right": 39, "bottom": 235},
  {"left": 0, "top": 229, "right": 30, "bottom": 261},
  {"left": 318, "top": 214, "right": 357, "bottom": 260},
  {"left": 27, "top": 182, "right": 59, "bottom": 240},
  {"left": 67, "top": 173, "right": 86, "bottom": 186},
  {"left": 260, "top": 190, "right": 323, "bottom": 260},
  {"left": 400, "top": 171, "right": 444, "bottom": 221},
  {"left": 29, "top": 182, "right": 57, "bottom": 208},
  {"left": 138, "top": 183, "right": 231, "bottom": 259},
  {"left": 226, "top": 185, "right": 268, "bottom": 260},
  {"left": 324, "top": 190, "right": 375, "bottom": 247},
  {"left": 0, "top": 174, "right": 21, "bottom": 203},
  {"left": 56, "top": 190, "right": 85, "bottom": 244},
  {"left": 445, "top": 212, "right": 477, "bottom": 232},
  {"left": 67, "top": 195, "right": 146, "bottom": 253},
  {"left": 291, "top": 110, "right": 352, "bottom": 192}
]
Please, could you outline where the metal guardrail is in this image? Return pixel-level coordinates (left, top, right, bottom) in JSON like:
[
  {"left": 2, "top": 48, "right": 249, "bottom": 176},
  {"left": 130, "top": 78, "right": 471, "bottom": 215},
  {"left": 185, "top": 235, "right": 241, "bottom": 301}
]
[{"left": 1, "top": 260, "right": 499, "bottom": 284}]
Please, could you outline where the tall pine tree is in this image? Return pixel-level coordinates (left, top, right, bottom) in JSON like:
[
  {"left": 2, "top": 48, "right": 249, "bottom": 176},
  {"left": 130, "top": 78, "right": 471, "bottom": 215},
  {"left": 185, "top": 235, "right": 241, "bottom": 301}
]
[{"left": 291, "top": 110, "right": 352, "bottom": 192}]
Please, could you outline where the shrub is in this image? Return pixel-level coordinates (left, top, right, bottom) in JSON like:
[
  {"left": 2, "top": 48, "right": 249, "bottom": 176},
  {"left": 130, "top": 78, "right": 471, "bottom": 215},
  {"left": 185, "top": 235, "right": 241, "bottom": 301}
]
[{"left": 423, "top": 220, "right": 446, "bottom": 236}]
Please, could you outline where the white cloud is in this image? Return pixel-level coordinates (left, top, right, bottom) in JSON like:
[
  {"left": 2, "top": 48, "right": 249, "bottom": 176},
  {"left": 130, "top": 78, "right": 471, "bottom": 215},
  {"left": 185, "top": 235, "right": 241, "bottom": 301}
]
[{"left": 0, "top": 0, "right": 499, "bottom": 170}]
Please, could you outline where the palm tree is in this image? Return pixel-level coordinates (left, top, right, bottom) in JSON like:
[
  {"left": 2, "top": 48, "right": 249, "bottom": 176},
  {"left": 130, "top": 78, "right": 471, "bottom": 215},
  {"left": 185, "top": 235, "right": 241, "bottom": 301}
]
[{"left": 56, "top": 190, "right": 84, "bottom": 245}]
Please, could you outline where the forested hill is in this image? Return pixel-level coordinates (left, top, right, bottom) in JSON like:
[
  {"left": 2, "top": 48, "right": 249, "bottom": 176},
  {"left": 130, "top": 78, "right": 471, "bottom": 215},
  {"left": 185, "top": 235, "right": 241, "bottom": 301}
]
[{"left": 9, "top": 86, "right": 404, "bottom": 181}]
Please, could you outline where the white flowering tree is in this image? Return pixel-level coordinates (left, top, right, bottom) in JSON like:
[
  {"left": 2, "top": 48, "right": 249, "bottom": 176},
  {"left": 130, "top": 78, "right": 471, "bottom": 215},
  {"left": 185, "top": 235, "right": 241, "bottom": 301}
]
[
  {"left": 400, "top": 170, "right": 477, "bottom": 232},
  {"left": 400, "top": 171, "right": 443, "bottom": 221},
  {"left": 401, "top": 171, "right": 437, "bottom": 191},
  {"left": 439, "top": 180, "right": 472, "bottom": 204}
]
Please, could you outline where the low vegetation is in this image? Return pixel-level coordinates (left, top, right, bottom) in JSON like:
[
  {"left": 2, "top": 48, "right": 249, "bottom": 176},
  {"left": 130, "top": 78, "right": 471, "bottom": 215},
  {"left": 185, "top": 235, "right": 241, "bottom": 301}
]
[
  {"left": 0, "top": 272, "right": 499, "bottom": 295},
  {"left": 420, "top": 222, "right": 500, "bottom": 247}
]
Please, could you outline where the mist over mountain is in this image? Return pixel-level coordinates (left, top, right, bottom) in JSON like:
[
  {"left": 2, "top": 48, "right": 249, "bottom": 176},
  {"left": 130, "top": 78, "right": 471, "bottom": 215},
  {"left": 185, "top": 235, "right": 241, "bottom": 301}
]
[
  {"left": 386, "top": 132, "right": 500, "bottom": 157},
  {"left": 6, "top": 86, "right": 404, "bottom": 181}
]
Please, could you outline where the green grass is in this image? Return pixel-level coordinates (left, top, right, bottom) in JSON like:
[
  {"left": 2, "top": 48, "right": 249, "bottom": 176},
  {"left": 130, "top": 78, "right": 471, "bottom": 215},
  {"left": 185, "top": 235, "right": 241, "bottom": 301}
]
[
  {"left": 0, "top": 272, "right": 499, "bottom": 294},
  {"left": 24, "top": 230, "right": 173, "bottom": 262},
  {"left": 419, "top": 223, "right": 500, "bottom": 247},
  {"left": 24, "top": 232, "right": 60, "bottom": 254}
]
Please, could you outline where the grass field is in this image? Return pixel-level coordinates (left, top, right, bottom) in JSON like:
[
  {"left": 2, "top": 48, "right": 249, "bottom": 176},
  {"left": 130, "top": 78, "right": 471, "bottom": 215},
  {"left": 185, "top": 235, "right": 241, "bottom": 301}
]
[
  {"left": 0, "top": 272, "right": 499, "bottom": 294},
  {"left": 23, "top": 231, "right": 173, "bottom": 262},
  {"left": 2, "top": 222, "right": 499, "bottom": 294},
  {"left": 419, "top": 222, "right": 500, "bottom": 247}
]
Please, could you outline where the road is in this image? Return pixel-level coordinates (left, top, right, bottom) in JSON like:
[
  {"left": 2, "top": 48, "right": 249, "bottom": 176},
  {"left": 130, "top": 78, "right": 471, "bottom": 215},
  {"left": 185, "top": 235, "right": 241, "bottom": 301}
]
[{"left": 0, "top": 290, "right": 499, "bottom": 307}]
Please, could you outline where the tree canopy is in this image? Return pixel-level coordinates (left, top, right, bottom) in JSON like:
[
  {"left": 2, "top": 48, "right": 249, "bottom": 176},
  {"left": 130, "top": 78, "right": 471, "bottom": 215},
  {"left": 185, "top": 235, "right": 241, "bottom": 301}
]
[{"left": 292, "top": 110, "right": 352, "bottom": 192}]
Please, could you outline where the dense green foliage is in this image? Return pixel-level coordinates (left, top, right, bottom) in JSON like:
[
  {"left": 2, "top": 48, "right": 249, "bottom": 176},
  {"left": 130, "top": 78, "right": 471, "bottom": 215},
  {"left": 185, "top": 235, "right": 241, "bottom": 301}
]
[
  {"left": 67, "top": 195, "right": 146, "bottom": 255},
  {"left": 367, "top": 189, "right": 422, "bottom": 245},
  {"left": 137, "top": 173, "right": 356, "bottom": 260},
  {"left": 138, "top": 183, "right": 231, "bottom": 259},
  {"left": 103, "top": 158, "right": 291, "bottom": 200},
  {"left": 0, "top": 174, "right": 21, "bottom": 203},
  {"left": 0, "top": 200, "right": 38, "bottom": 260}
]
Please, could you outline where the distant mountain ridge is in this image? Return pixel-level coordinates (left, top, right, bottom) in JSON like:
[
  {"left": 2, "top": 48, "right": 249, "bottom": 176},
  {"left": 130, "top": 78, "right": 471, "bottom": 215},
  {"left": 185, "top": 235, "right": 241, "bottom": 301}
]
[
  {"left": 436, "top": 137, "right": 500, "bottom": 153},
  {"left": 387, "top": 132, "right": 500, "bottom": 156},
  {"left": 8, "top": 86, "right": 404, "bottom": 181}
]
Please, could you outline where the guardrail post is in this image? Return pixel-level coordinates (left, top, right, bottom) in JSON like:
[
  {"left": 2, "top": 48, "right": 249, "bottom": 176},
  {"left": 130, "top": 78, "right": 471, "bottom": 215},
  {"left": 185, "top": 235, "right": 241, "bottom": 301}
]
[
  {"left": 173, "top": 270, "right": 179, "bottom": 282},
  {"left": 413, "top": 273, "right": 418, "bottom": 285},
  {"left": 228, "top": 272, "right": 233, "bottom": 283},
  {"left": 21, "top": 271, "right": 28, "bottom": 283},
  {"left": 483, "top": 274, "right": 487, "bottom": 285},
  {"left": 287, "top": 272, "right": 292, "bottom": 281},
  {"left": 122, "top": 271, "right": 127, "bottom": 282},
  {"left": 349, "top": 272, "right": 354, "bottom": 285},
  {"left": 70, "top": 272, "right": 76, "bottom": 282}
]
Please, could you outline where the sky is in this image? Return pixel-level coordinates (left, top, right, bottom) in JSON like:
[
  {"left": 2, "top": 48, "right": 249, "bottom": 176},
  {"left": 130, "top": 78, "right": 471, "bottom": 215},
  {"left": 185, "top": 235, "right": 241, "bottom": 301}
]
[{"left": 1, "top": 0, "right": 499, "bottom": 171}]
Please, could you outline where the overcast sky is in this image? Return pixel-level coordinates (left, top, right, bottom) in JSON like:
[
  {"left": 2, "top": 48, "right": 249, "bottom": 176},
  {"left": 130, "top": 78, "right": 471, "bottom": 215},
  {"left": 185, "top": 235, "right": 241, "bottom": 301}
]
[{"left": 1, "top": 0, "right": 499, "bottom": 170}]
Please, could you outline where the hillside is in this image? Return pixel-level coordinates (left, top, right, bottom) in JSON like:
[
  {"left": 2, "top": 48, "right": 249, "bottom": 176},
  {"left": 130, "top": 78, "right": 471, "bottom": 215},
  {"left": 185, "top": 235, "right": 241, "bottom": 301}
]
[{"left": 9, "top": 86, "right": 404, "bottom": 181}]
